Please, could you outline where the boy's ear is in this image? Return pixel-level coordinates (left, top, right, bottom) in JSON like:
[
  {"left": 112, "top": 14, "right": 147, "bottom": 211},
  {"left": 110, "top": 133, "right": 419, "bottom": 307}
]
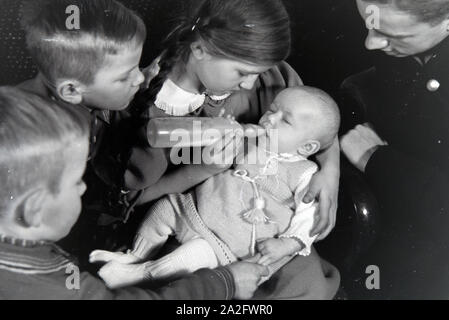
[
  {"left": 56, "top": 80, "right": 84, "bottom": 105},
  {"left": 190, "top": 41, "right": 209, "bottom": 61},
  {"left": 298, "top": 140, "right": 321, "bottom": 157},
  {"left": 15, "top": 188, "right": 48, "bottom": 228}
]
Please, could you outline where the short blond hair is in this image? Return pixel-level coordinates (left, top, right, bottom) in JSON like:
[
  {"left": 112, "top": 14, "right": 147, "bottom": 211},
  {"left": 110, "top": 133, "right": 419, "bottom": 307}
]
[{"left": 0, "top": 86, "right": 89, "bottom": 211}]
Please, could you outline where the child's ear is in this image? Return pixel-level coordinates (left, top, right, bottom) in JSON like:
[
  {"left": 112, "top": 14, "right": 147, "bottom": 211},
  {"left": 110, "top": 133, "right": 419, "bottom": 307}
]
[
  {"left": 190, "top": 41, "right": 209, "bottom": 61},
  {"left": 298, "top": 140, "right": 321, "bottom": 157},
  {"left": 15, "top": 188, "right": 48, "bottom": 228},
  {"left": 56, "top": 80, "right": 84, "bottom": 105}
]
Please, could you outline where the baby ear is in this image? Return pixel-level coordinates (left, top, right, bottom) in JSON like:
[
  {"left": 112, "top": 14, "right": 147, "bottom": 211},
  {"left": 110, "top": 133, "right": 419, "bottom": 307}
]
[
  {"left": 15, "top": 188, "right": 48, "bottom": 228},
  {"left": 298, "top": 140, "right": 321, "bottom": 157},
  {"left": 56, "top": 80, "right": 84, "bottom": 105}
]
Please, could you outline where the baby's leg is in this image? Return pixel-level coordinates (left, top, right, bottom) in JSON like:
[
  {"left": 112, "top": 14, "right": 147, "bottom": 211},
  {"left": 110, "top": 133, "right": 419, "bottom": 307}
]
[
  {"left": 143, "top": 237, "right": 219, "bottom": 280},
  {"left": 90, "top": 197, "right": 178, "bottom": 265},
  {"left": 130, "top": 197, "right": 179, "bottom": 259},
  {"left": 90, "top": 198, "right": 180, "bottom": 288},
  {"left": 97, "top": 238, "right": 219, "bottom": 289}
]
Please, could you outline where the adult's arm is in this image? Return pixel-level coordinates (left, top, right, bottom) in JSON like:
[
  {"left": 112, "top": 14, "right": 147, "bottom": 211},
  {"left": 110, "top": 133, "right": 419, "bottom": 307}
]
[{"left": 340, "top": 70, "right": 449, "bottom": 233}]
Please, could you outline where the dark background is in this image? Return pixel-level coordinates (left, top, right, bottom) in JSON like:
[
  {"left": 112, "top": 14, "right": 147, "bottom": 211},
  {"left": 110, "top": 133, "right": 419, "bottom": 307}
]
[{"left": 0, "top": 0, "right": 375, "bottom": 97}]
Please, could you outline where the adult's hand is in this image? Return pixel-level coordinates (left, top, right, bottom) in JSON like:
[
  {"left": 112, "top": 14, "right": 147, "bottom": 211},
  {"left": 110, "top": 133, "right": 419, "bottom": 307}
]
[
  {"left": 340, "top": 123, "right": 387, "bottom": 172},
  {"left": 226, "top": 254, "right": 269, "bottom": 300}
]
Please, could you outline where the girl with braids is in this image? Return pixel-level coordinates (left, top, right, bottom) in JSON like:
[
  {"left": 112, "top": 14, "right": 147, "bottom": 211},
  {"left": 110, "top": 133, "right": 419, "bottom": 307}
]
[{"left": 100, "top": 0, "right": 341, "bottom": 299}]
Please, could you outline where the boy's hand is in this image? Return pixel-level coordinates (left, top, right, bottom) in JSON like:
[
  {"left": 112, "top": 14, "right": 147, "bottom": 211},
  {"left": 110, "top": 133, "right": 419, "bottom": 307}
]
[
  {"left": 256, "top": 238, "right": 300, "bottom": 266},
  {"left": 304, "top": 167, "right": 339, "bottom": 241},
  {"left": 140, "top": 55, "right": 161, "bottom": 90},
  {"left": 98, "top": 260, "right": 147, "bottom": 289},
  {"left": 226, "top": 254, "right": 269, "bottom": 300}
]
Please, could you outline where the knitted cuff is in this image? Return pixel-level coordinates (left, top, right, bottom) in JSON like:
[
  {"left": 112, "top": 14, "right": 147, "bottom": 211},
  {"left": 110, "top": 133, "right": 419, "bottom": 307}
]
[{"left": 212, "top": 267, "right": 236, "bottom": 300}]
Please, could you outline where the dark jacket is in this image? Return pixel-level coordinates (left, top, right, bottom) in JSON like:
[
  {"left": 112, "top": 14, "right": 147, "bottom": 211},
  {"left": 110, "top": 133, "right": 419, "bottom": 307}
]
[
  {"left": 17, "top": 78, "right": 141, "bottom": 259},
  {"left": 0, "top": 236, "right": 235, "bottom": 300},
  {"left": 340, "top": 37, "right": 449, "bottom": 236}
]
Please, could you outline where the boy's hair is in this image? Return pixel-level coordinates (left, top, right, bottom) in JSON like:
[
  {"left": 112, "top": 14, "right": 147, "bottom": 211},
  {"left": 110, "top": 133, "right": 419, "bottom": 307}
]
[
  {"left": 149, "top": 0, "right": 291, "bottom": 98},
  {"left": 20, "top": 0, "right": 147, "bottom": 85},
  {"left": 0, "top": 86, "right": 89, "bottom": 212},
  {"left": 362, "top": 0, "right": 449, "bottom": 25}
]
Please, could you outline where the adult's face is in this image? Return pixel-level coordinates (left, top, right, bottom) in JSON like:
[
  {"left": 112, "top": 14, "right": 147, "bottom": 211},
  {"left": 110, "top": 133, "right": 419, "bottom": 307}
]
[{"left": 356, "top": 0, "right": 449, "bottom": 57}]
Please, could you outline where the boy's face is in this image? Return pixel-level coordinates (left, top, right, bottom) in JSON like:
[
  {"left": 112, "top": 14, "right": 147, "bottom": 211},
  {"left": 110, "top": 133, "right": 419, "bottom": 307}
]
[
  {"left": 259, "top": 91, "right": 311, "bottom": 154},
  {"left": 82, "top": 42, "right": 145, "bottom": 110},
  {"left": 41, "top": 139, "right": 88, "bottom": 241}
]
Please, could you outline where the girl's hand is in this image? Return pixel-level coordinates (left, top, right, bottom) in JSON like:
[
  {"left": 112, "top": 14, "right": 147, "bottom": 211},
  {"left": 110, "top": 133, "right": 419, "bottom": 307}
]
[
  {"left": 140, "top": 55, "right": 161, "bottom": 90},
  {"left": 303, "top": 167, "right": 340, "bottom": 241},
  {"left": 202, "top": 131, "right": 244, "bottom": 172}
]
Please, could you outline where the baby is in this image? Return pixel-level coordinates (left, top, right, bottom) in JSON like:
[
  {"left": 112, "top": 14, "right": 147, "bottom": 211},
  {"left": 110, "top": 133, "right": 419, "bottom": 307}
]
[{"left": 91, "top": 86, "right": 341, "bottom": 289}]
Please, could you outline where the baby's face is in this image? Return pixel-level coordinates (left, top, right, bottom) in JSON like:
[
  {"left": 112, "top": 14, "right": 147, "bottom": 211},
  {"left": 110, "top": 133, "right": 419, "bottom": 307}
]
[{"left": 259, "top": 91, "right": 311, "bottom": 154}]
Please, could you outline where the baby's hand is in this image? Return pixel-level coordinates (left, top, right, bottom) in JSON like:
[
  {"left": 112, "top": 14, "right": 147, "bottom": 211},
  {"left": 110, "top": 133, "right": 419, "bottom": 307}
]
[{"left": 256, "top": 238, "right": 302, "bottom": 266}]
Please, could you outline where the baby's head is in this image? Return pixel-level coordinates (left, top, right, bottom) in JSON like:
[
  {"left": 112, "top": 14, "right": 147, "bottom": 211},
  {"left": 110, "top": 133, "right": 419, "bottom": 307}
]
[
  {"left": 0, "top": 87, "right": 89, "bottom": 242},
  {"left": 259, "top": 86, "right": 340, "bottom": 156},
  {"left": 21, "top": 0, "right": 146, "bottom": 110}
]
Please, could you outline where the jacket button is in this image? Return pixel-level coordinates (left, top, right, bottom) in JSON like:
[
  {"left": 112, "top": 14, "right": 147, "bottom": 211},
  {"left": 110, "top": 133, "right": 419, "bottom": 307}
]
[{"left": 427, "top": 79, "right": 440, "bottom": 92}]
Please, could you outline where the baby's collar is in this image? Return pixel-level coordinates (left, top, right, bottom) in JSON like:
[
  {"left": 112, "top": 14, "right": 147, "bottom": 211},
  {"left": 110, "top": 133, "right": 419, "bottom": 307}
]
[
  {"left": 154, "top": 79, "right": 231, "bottom": 116},
  {"left": 265, "top": 150, "right": 307, "bottom": 163},
  {"left": 259, "top": 151, "right": 307, "bottom": 175}
]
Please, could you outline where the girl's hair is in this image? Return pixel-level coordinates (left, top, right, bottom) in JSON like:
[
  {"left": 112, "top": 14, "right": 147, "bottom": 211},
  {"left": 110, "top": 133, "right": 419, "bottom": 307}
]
[{"left": 144, "top": 0, "right": 291, "bottom": 104}]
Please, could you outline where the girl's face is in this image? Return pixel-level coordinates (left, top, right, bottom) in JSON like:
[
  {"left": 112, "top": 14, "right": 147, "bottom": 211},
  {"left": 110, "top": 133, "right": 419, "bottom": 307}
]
[{"left": 194, "top": 51, "right": 273, "bottom": 96}]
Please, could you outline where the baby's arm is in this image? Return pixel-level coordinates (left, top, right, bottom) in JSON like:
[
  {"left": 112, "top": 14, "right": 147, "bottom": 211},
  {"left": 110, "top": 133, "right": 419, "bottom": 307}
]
[
  {"left": 257, "top": 165, "right": 320, "bottom": 264},
  {"left": 256, "top": 237, "right": 304, "bottom": 266}
]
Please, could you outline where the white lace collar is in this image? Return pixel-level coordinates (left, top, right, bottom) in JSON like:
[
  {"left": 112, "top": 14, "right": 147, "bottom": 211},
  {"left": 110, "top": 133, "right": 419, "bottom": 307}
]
[{"left": 154, "top": 79, "right": 231, "bottom": 116}]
